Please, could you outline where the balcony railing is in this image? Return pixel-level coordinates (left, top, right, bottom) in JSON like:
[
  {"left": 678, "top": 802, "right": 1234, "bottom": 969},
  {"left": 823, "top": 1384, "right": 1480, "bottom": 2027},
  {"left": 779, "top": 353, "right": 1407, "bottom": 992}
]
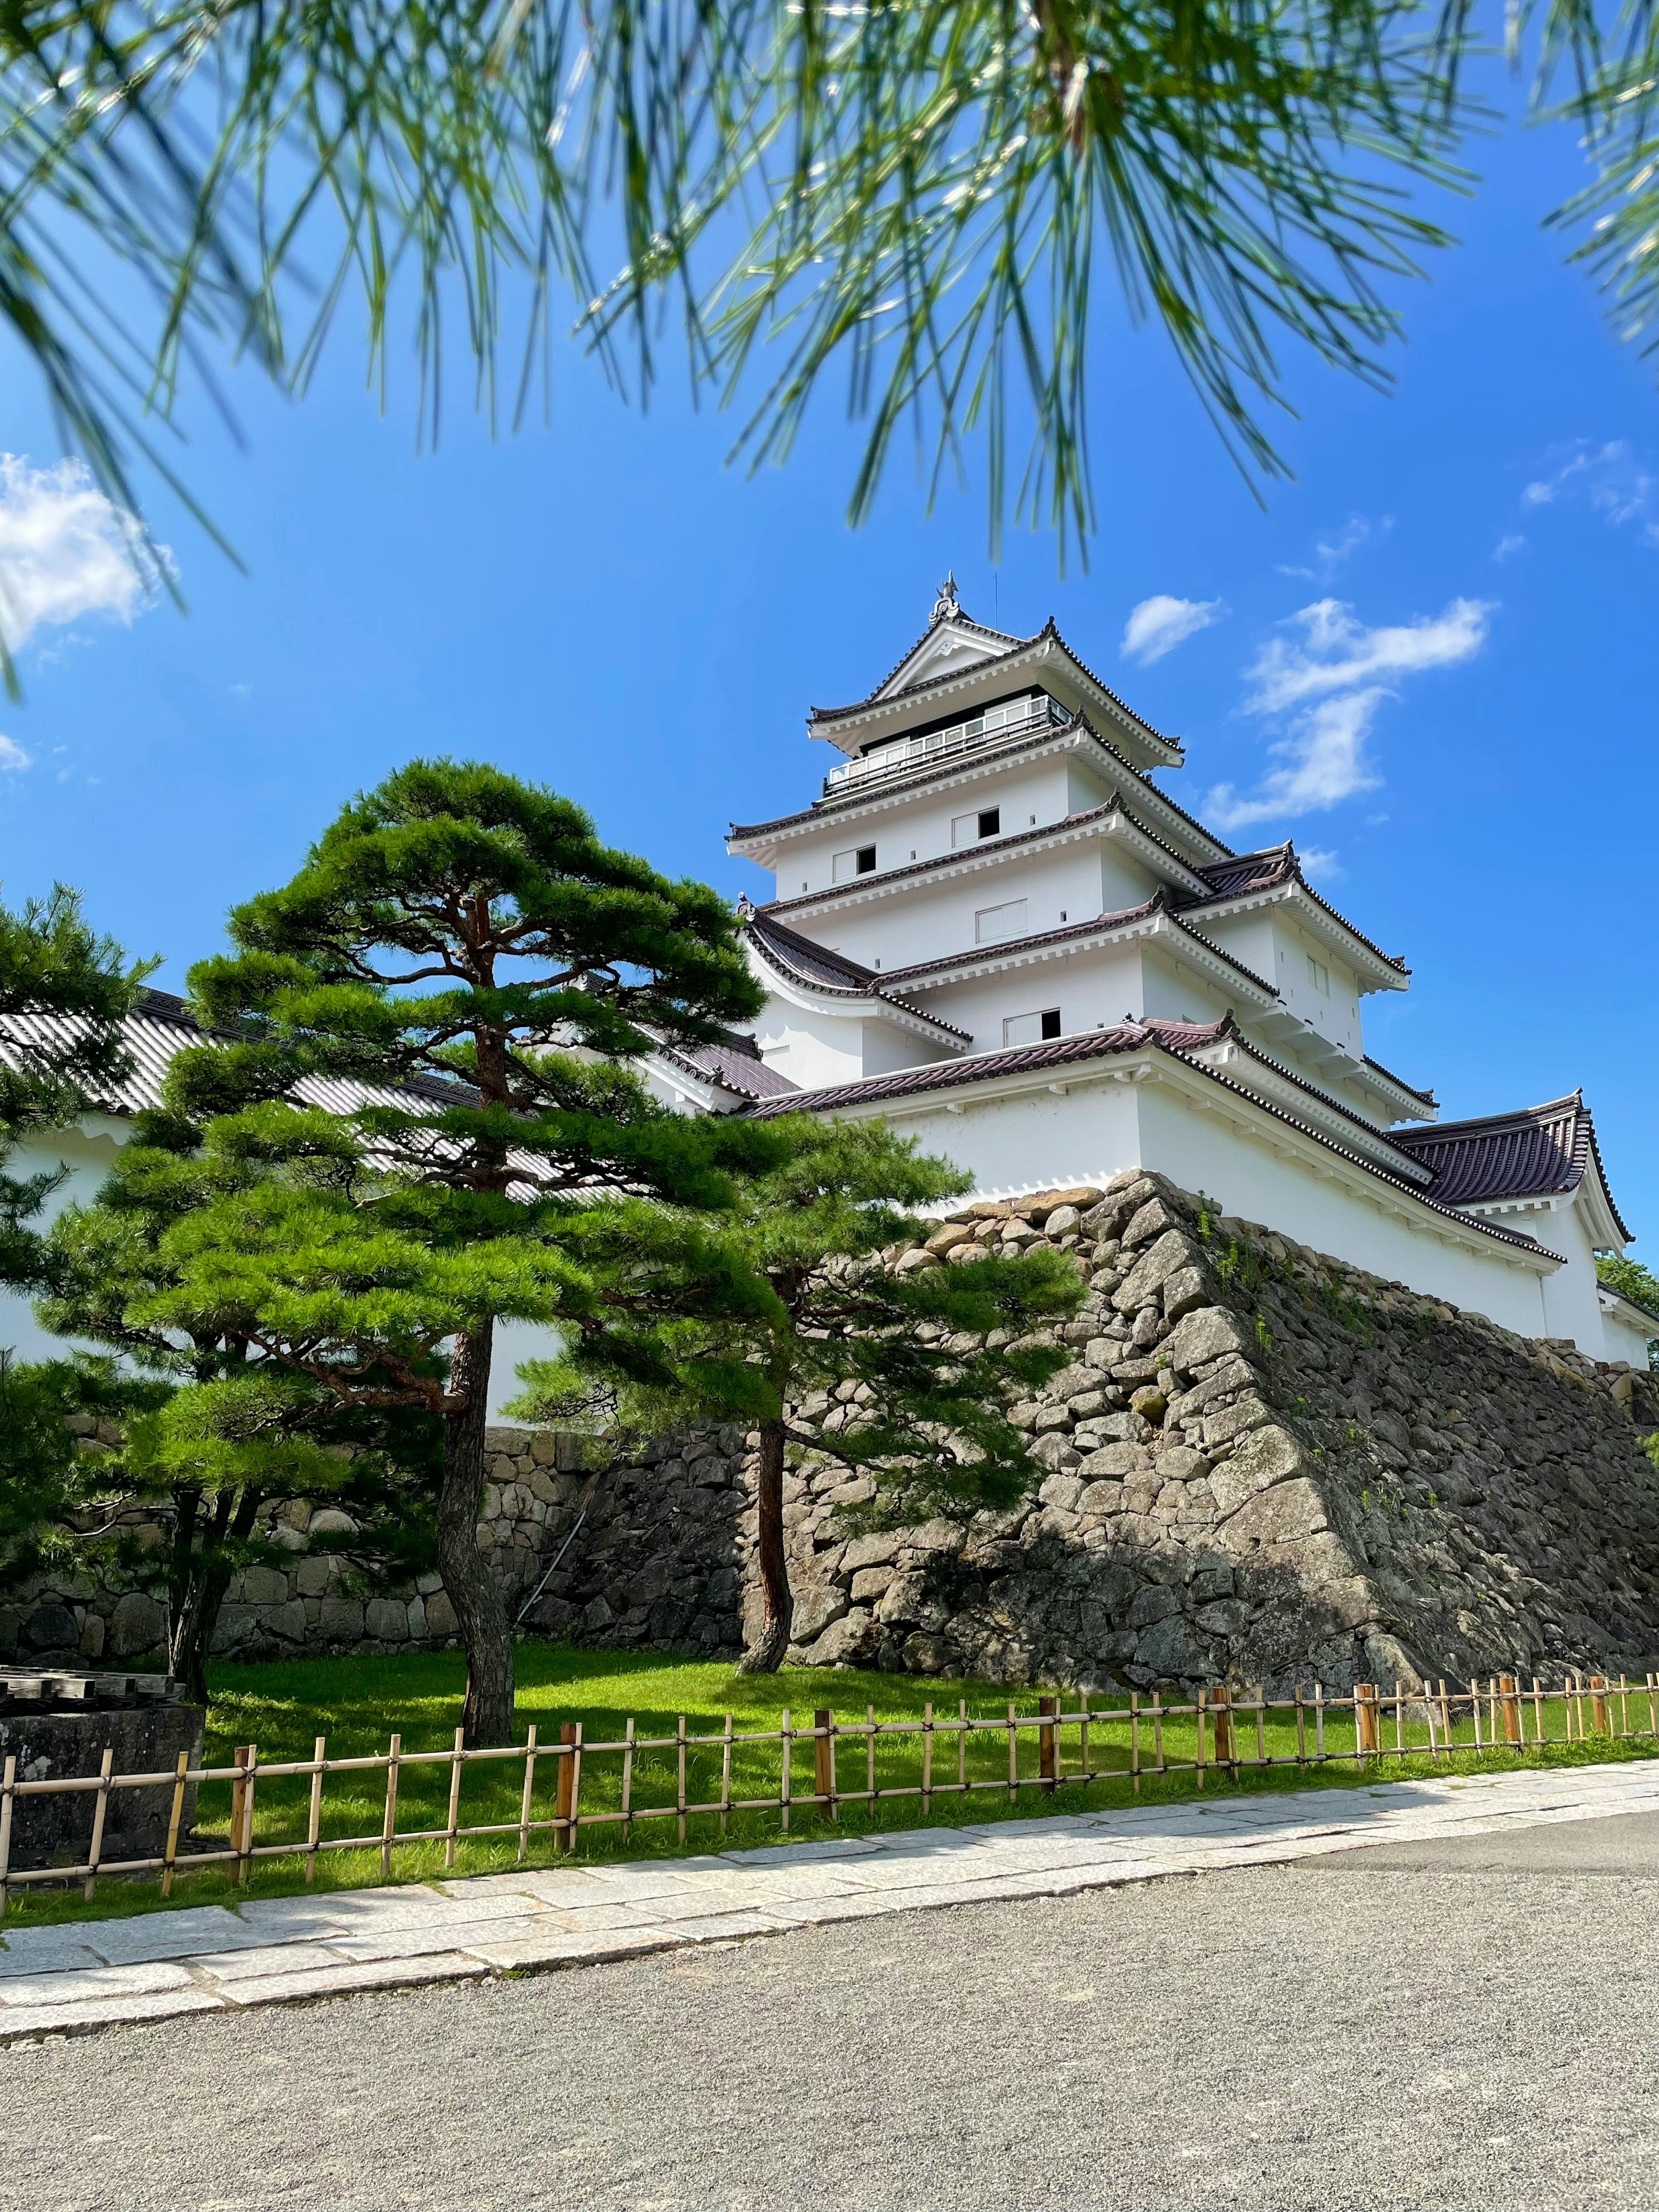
[{"left": 823, "top": 693, "right": 1068, "bottom": 797}]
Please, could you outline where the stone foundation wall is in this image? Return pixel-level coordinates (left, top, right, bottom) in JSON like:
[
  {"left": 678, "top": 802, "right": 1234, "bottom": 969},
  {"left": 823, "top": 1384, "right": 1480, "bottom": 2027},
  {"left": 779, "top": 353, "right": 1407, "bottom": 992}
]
[{"left": 7, "top": 1166, "right": 1659, "bottom": 1691}]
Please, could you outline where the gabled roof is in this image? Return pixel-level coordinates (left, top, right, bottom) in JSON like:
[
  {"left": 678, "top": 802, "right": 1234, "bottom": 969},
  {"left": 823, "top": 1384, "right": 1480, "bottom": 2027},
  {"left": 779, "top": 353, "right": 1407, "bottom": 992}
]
[
  {"left": 744, "top": 913, "right": 974, "bottom": 1045},
  {"left": 1179, "top": 842, "right": 1410, "bottom": 987},
  {"left": 1392, "top": 1093, "right": 1632, "bottom": 1239},
  {"left": 805, "top": 594, "right": 1180, "bottom": 769}
]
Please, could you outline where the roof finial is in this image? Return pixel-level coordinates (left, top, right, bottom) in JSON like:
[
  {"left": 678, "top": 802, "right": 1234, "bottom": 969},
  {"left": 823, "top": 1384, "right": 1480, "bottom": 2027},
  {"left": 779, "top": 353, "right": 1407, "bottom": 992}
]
[{"left": 931, "top": 572, "right": 961, "bottom": 623}]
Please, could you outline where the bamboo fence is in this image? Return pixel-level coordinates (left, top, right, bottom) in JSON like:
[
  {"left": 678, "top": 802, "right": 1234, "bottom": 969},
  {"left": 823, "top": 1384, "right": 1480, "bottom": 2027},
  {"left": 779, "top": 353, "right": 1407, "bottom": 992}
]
[{"left": 2, "top": 1670, "right": 1652, "bottom": 1914}]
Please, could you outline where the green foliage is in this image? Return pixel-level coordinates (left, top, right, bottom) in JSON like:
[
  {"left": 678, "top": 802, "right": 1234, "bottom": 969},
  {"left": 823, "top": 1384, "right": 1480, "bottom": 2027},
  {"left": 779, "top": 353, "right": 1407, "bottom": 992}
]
[
  {"left": 0, "top": 0, "right": 1656, "bottom": 579},
  {"left": 513, "top": 1116, "right": 1087, "bottom": 1528}
]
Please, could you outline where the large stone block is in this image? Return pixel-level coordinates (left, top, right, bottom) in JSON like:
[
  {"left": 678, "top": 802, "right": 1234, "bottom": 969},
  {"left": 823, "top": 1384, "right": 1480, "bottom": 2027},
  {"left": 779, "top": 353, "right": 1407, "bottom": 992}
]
[
  {"left": 365, "top": 1598, "right": 410, "bottom": 1641},
  {"left": 1219, "top": 1475, "right": 1331, "bottom": 1554},
  {"left": 1112, "top": 1229, "right": 1203, "bottom": 1313},
  {"left": 1160, "top": 1306, "right": 1255, "bottom": 1376},
  {"left": 319, "top": 1596, "right": 366, "bottom": 1642},
  {"left": 1210, "top": 1424, "right": 1308, "bottom": 1517},
  {"left": 424, "top": 1590, "right": 458, "bottom": 1637},
  {"left": 108, "top": 1592, "right": 166, "bottom": 1658}
]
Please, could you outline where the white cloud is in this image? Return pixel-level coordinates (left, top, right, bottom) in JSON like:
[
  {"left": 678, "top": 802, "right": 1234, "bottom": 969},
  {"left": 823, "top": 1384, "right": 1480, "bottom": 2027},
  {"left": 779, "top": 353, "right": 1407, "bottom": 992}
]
[
  {"left": 0, "top": 735, "right": 31, "bottom": 771},
  {"left": 1244, "top": 596, "right": 1494, "bottom": 716},
  {"left": 1297, "top": 846, "right": 1343, "bottom": 882},
  {"left": 1278, "top": 513, "right": 1390, "bottom": 582},
  {"left": 1520, "top": 440, "right": 1659, "bottom": 545},
  {"left": 0, "top": 454, "right": 172, "bottom": 652},
  {"left": 1205, "top": 595, "right": 1494, "bottom": 832},
  {"left": 1121, "top": 594, "right": 1227, "bottom": 665},
  {"left": 1207, "top": 690, "right": 1387, "bottom": 832},
  {"left": 1494, "top": 534, "right": 1528, "bottom": 561}
]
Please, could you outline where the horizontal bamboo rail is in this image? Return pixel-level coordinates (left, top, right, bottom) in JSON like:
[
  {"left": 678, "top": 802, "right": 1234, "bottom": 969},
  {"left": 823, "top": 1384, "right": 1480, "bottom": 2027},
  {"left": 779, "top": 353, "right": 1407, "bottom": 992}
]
[{"left": 1, "top": 1670, "right": 1648, "bottom": 1913}]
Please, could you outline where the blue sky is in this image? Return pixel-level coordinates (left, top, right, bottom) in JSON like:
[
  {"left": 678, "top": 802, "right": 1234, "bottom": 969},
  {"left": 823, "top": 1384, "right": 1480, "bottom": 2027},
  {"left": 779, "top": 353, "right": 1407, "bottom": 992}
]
[{"left": 0, "top": 79, "right": 1654, "bottom": 1254}]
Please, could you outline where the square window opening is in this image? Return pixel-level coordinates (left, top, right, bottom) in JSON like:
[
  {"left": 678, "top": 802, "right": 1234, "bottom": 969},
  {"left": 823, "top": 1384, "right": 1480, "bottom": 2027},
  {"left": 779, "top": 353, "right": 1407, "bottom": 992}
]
[
  {"left": 978, "top": 808, "right": 1001, "bottom": 839},
  {"left": 1002, "top": 1007, "right": 1062, "bottom": 1047}
]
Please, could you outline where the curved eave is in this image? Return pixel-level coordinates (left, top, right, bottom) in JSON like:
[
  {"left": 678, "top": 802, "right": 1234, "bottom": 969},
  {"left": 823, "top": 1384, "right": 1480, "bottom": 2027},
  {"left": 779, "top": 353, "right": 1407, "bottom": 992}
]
[
  {"left": 745, "top": 934, "right": 972, "bottom": 1052},
  {"left": 730, "top": 720, "right": 1225, "bottom": 871},
  {"left": 1184, "top": 879, "right": 1410, "bottom": 994},
  {"left": 806, "top": 630, "right": 1182, "bottom": 772},
  {"left": 745, "top": 1031, "right": 1556, "bottom": 1269},
  {"left": 882, "top": 902, "right": 1279, "bottom": 1011}
]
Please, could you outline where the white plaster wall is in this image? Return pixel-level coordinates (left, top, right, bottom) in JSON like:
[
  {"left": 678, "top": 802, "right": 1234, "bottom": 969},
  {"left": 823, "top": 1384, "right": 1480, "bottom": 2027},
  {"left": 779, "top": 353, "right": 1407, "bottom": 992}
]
[
  {"left": 813, "top": 841, "right": 1127, "bottom": 973},
  {"left": 832, "top": 1071, "right": 1570, "bottom": 1344},
  {"left": 900, "top": 944, "right": 1150, "bottom": 1055},
  {"left": 1456, "top": 1195, "right": 1615, "bottom": 1353},
  {"left": 751, "top": 1003, "right": 872, "bottom": 1089},
  {"left": 771, "top": 759, "right": 1076, "bottom": 900},
  {"left": 1602, "top": 1304, "right": 1658, "bottom": 1368}
]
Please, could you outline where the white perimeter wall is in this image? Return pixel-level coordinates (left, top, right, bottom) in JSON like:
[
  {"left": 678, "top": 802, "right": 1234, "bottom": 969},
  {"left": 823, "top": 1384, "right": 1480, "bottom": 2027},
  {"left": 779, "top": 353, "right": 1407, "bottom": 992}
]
[{"left": 852, "top": 1068, "right": 1606, "bottom": 1349}]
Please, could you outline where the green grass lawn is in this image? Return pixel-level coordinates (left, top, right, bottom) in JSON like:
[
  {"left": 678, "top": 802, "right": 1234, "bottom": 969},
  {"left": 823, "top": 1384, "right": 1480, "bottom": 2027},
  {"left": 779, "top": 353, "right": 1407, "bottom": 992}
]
[{"left": 6, "top": 1644, "right": 1656, "bottom": 1932}]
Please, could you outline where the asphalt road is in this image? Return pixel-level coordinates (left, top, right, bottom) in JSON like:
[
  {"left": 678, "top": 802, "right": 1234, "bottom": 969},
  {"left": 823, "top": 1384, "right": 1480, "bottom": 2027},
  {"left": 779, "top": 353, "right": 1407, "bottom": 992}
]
[{"left": 8, "top": 1813, "right": 1659, "bottom": 2212}]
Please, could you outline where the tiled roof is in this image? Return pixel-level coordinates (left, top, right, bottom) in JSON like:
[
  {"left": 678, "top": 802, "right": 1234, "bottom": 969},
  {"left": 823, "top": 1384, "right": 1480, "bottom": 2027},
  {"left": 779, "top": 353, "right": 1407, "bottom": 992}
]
[
  {"left": 807, "top": 616, "right": 1179, "bottom": 757},
  {"left": 872, "top": 892, "right": 1277, "bottom": 1003},
  {"left": 743, "top": 1014, "right": 1237, "bottom": 1116},
  {"left": 808, "top": 607, "right": 1023, "bottom": 721},
  {"left": 1392, "top": 1093, "right": 1632, "bottom": 1238},
  {"left": 1181, "top": 845, "right": 1409, "bottom": 979},
  {"left": 655, "top": 1037, "right": 801, "bottom": 1103},
  {"left": 1360, "top": 1052, "right": 1438, "bottom": 1112},
  {"left": 744, "top": 914, "right": 974, "bottom": 1044},
  {"left": 740, "top": 1016, "right": 1554, "bottom": 1258},
  {"left": 758, "top": 792, "right": 1211, "bottom": 922}
]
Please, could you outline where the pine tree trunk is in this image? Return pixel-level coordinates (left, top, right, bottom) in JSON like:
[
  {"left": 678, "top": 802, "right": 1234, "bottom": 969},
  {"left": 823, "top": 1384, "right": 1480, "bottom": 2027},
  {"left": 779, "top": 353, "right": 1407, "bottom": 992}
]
[
  {"left": 737, "top": 1416, "right": 792, "bottom": 1675},
  {"left": 167, "top": 1485, "right": 260, "bottom": 1707},
  {"left": 440, "top": 1321, "right": 515, "bottom": 1745}
]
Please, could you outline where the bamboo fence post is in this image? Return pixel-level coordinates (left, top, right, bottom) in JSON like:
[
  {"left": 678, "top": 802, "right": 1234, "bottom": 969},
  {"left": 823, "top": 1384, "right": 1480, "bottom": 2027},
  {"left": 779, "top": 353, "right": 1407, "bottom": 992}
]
[
  {"left": 921, "top": 1703, "right": 933, "bottom": 1819},
  {"left": 1499, "top": 1677, "right": 1521, "bottom": 1749},
  {"left": 814, "top": 1709, "right": 837, "bottom": 1821},
  {"left": 236, "top": 1744, "right": 258, "bottom": 1889},
  {"left": 1424, "top": 1689, "right": 1439, "bottom": 1765},
  {"left": 1620, "top": 1676, "right": 1630, "bottom": 1738},
  {"left": 1006, "top": 1702, "right": 1019, "bottom": 1805},
  {"left": 1039, "top": 1696, "right": 1058, "bottom": 1792},
  {"left": 719, "top": 1713, "right": 733, "bottom": 1835},
  {"left": 568, "top": 1723, "right": 584, "bottom": 1848},
  {"left": 1649, "top": 1675, "right": 1658, "bottom": 1738},
  {"left": 1131, "top": 1692, "right": 1141, "bottom": 1795},
  {"left": 677, "top": 1714, "right": 688, "bottom": 1844},
  {"left": 1255, "top": 1685, "right": 1268, "bottom": 1769},
  {"left": 1532, "top": 1678, "right": 1545, "bottom": 1745},
  {"left": 1078, "top": 1691, "right": 1090, "bottom": 1784},
  {"left": 1393, "top": 1683, "right": 1405, "bottom": 1762},
  {"left": 380, "top": 1734, "right": 401, "bottom": 1880},
  {"left": 1469, "top": 1682, "right": 1481, "bottom": 1754},
  {"left": 1592, "top": 1676, "right": 1610, "bottom": 1735},
  {"left": 1354, "top": 1684, "right": 1379, "bottom": 1761},
  {"left": 1210, "top": 1686, "right": 1233, "bottom": 1774},
  {"left": 305, "top": 1735, "right": 325, "bottom": 1885},
  {"left": 622, "top": 1717, "right": 636, "bottom": 1844},
  {"left": 229, "top": 1744, "right": 251, "bottom": 1881},
  {"left": 515, "top": 1725, "right": 537, "bottom": 1864},
  {"left": 0, "top": 1754, "right": 14, "bottom": 1920},
  {"left": 1314, "top": 1683, "right": 1326, "bottom": 1763},
  {"left": 1295, "top": 1686, "right": 1306, "bottom": 1774},
  {"left": 871, "top": 1704, "right": 880, "bottom": 1806},
  {"left": 1153, "top": 1690, "right": 1166, "bottom": 1774},
  {"left": 780, "top": 1709, "right": 792, "bottom": 1834},
  {"left": 81, "top": 1745, "right": 115, "bottom": 1903},
  {"left": 159, "top": 1750, "right": 190, "bottom": 1900},
  {"left": 1195, "top": 1690, "right": 1207, "bottom": 1791},
  {"left": 955, "top": 1700, "right": 966, "bottom": 1797},
  {"left": 554, "top": 1723, "right": 577, "bottom": 1850},
  {"left": 1485, "top": 1676, "right": 1496, "bottom": 1742},
  {"left": 445, "top": 1727, "right": 467, "bottom": 1870}
]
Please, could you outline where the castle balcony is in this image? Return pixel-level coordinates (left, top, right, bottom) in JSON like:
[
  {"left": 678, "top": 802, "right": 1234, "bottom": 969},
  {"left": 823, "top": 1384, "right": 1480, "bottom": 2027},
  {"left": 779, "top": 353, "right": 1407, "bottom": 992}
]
[{"left": 822, "top": 693, "right": 1068, "bottom": 799}]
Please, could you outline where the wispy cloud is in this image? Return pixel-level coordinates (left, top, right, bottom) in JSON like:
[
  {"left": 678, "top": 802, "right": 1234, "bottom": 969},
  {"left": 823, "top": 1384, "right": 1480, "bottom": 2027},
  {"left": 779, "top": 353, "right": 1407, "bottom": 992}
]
[
  {"left": 0, "top": 735, "right": 31, "bottom": 772},
  {"left": 1205, "top": 595, "right": 1494, "bottom": 832},
  {"left": 1520, "top": 439, "right": 1659, "bottom": 546},
  {"left": 1120, "top": 594, "right": 1227, "bottom": 665},
  {"left": 1494, "top": 534, "right": 1528, "bottom": 562},
  {"left": 0, "top": 454, "right": 173, "bottom": 654},
  {"left": 1278, "top": 513, "right": 1390, "bottom": 583},
  {"left": 1297, "top": 846, "right": 1343, "bottom": 882}
]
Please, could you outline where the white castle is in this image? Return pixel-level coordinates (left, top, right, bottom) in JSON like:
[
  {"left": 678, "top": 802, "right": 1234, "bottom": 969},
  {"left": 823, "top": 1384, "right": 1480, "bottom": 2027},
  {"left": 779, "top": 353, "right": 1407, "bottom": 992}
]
[{"left": 650, "top": 579, "right": 1651, "bottom": 1365}]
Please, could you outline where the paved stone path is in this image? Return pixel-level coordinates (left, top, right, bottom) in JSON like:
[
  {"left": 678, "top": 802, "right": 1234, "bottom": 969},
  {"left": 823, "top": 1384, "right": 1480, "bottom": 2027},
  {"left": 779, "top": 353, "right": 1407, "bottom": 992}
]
[{"left": 5, "top": 1756, "right": 1658, "bottom": 2042}]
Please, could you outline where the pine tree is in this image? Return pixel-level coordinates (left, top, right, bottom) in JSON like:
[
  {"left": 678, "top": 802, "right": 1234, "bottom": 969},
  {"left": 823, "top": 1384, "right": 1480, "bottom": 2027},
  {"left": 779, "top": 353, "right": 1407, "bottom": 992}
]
[
  {"left": 510, "top": 1117, "right": 1087, "bottom": 1672},
  {"left": 149, "top": 758, "right": 765, "bottom": 1741}
]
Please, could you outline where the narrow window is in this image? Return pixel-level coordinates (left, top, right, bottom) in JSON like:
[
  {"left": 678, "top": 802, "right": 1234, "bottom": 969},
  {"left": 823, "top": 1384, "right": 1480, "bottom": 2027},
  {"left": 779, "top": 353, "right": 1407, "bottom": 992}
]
[
  {"left": 1306, "top": 953, "right": 1330, "bottom": 996},
  {"left": 1002, "top": 1008, "right": 1062, "bottom": 1046},
  {"left": 975, "top": 898, "right": 1028, "bottom": 944}
]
